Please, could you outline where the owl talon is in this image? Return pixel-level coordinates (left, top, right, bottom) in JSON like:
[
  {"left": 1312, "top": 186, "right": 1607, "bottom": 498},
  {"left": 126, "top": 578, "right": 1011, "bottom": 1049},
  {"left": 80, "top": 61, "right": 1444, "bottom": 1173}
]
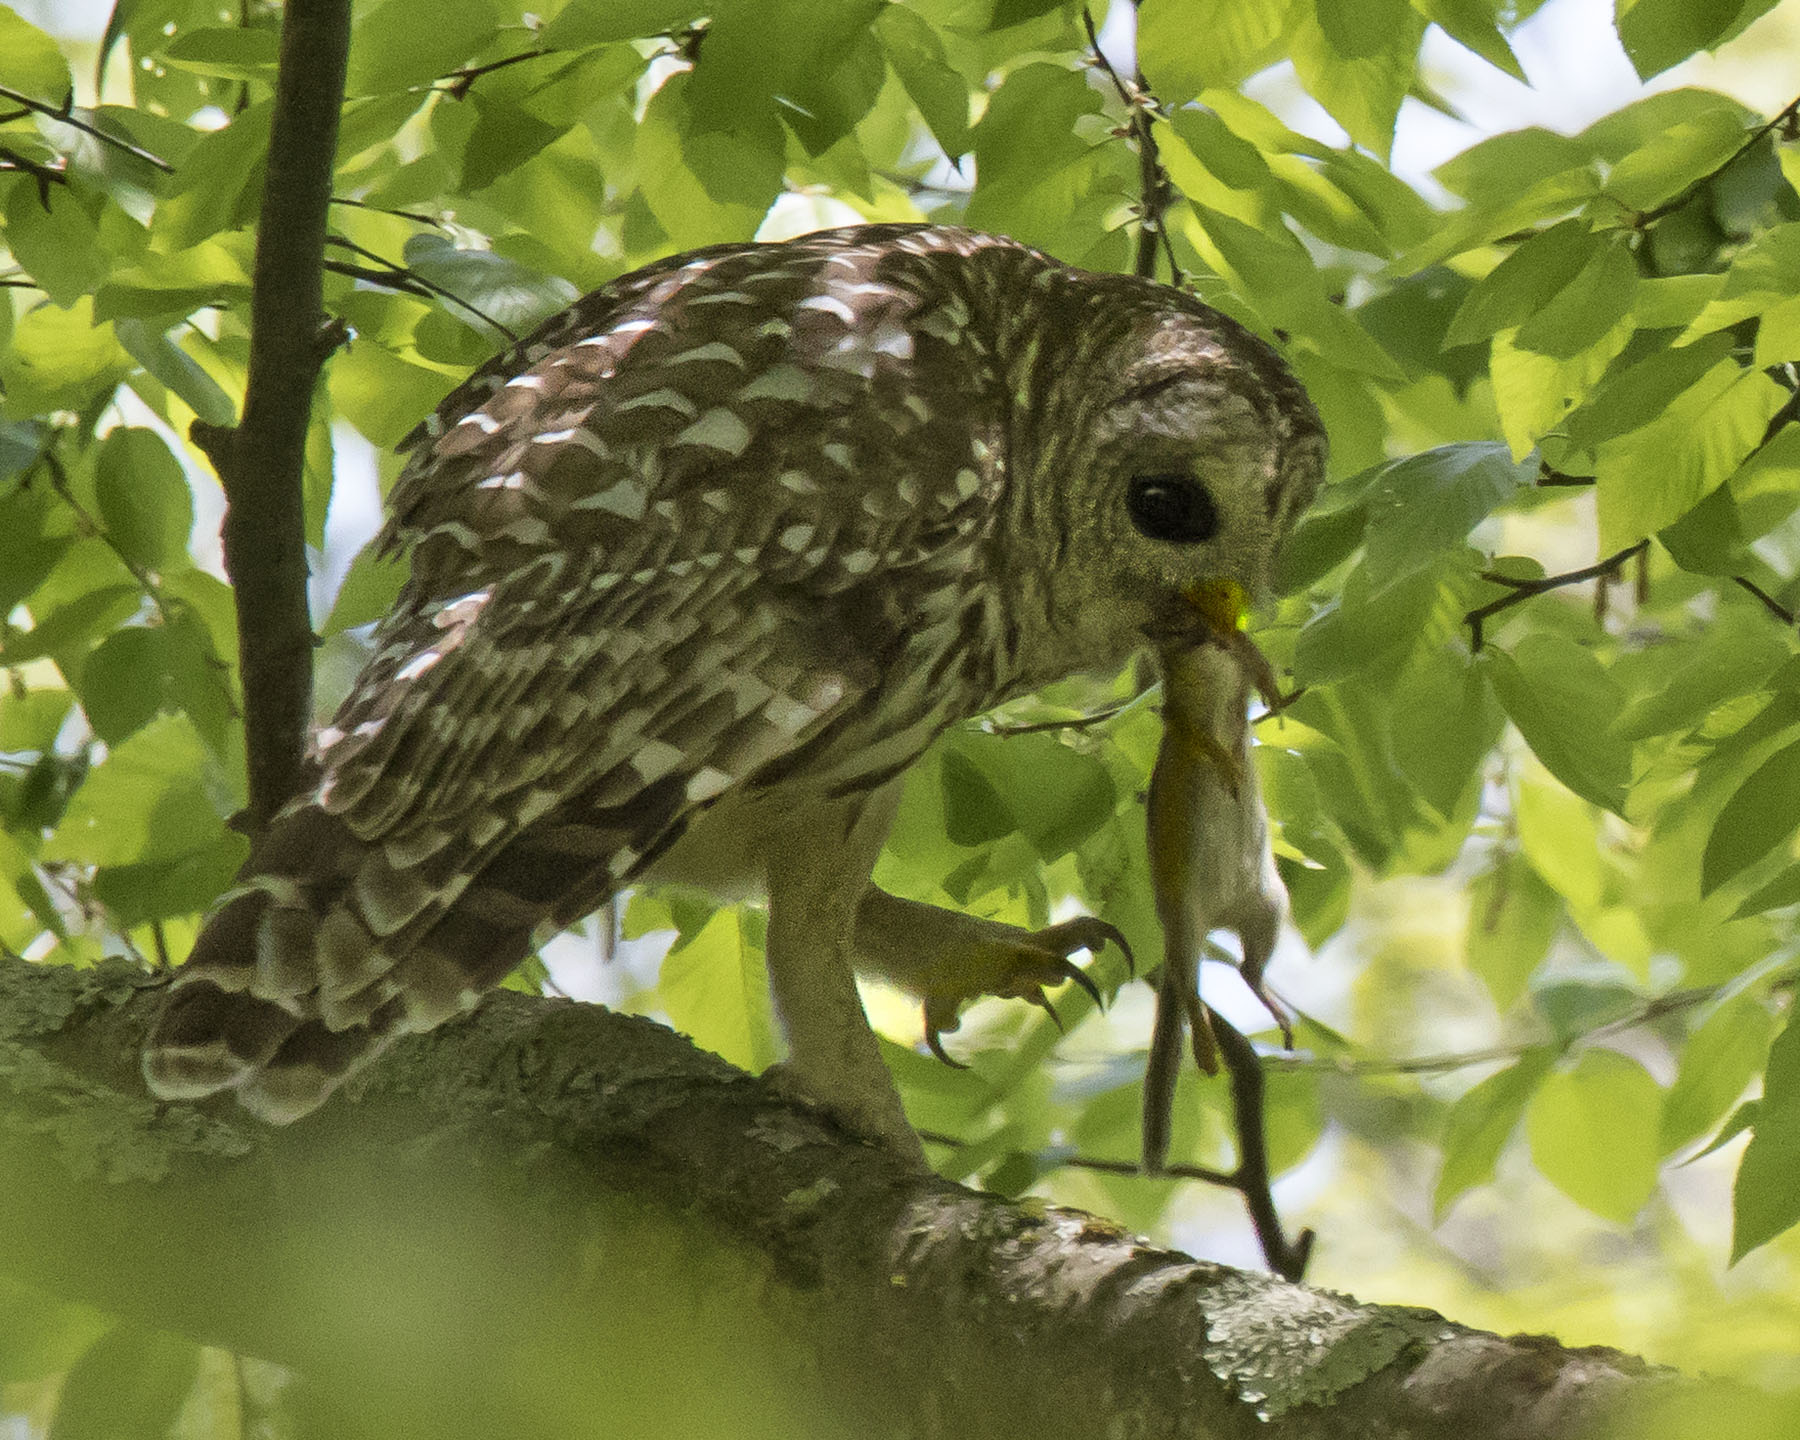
[
  {"left": 903, "top": 912, "right": 1128, "bottom": 1066},
  {"left": 924, "top": 1020, "right": 972, "bottom": 1070}
]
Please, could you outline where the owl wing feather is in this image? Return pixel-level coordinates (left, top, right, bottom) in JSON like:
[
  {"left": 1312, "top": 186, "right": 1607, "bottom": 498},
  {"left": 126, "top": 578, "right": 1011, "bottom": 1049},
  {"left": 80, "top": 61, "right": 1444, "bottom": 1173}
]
[{"left": 143, "top": 227, "right": 1014, "bottom": 1120}]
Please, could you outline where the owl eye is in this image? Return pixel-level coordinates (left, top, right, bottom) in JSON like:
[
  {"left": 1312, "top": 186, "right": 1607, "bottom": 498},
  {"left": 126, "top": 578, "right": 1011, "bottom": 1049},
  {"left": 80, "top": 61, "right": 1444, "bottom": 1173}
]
[{"left": 1126, "top": 473, "right": 1218, "bottom": 544}]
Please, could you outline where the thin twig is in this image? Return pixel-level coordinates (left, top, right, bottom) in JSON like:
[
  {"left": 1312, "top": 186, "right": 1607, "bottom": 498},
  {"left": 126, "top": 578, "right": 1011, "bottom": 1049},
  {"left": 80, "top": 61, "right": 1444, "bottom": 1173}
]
[
  {"left": 1464, "top": 540, "right": 1649, "bottom": 650},
  {"left": 35, "top": 449, "right": 173, "bottom": 623},
  {"left": 0, "top": 82, "right": 174, "bottom": 173},
  {"left": 985, "top": 701, "right": 1132, "bottom": 738},
  {"left": 325, "top": 235, "right": 517, "bottom": 340},
  {"left": 1082, "top": 7, "right": 1175, "bottom": 284},
  {"left": 1536, "top": 466, "right": 1596, "bottom": 488},
  {"left": 1734, "top": 576, "right": 1797, "bottom": 626},
  {"left": 329, "top": 195, "right": 449, "bottom": 228},
  {"left": 435, "top": 48, "right": 551, "bottom": 100},
  {"left": 0, "top": 144, "right": 66, "bottom": 201},
  {"left": 917, "top": 1130, "right": 1235, "bottom": 1189}
]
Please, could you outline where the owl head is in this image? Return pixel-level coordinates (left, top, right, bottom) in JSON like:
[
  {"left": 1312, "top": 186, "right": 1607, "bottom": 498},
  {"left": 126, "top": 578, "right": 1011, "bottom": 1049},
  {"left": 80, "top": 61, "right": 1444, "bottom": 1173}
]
[{"left": 1001, "top": 269, "right": 1327, "bottom": 674}]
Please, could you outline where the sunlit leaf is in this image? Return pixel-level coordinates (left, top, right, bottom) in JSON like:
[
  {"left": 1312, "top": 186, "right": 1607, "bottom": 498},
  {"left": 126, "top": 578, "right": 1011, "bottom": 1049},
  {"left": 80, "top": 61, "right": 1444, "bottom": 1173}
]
[
  {"left": 42, "top": 713, "right": 230, "bottom": 867},
  {"left": 1527, "top": 1049, "right": 1662, "bottom": 1224},
  {"left": 1487, "top": 637, "right": 1631, "bottom": 814},
  {"left": 1733, "top": 1015, "right": 1800, "bottom": 1259},
  {"left": 1435, "top": 1047, "right": 1555, "bottom": 1216}
]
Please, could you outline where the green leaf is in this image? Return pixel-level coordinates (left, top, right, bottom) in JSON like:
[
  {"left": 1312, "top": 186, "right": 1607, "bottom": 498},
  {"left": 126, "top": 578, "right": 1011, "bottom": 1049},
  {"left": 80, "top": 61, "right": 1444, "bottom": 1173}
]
[
  {"left": 0, "top": 4, "right": 72, "bottom": 103},
  {"left": 1189, "top": 204, "right": 1404, "bottom": 378},
  {"left": 635, "top": 71, "right": 784, "bottom": 250},
  {"left": 1443, "top": 219, "right": 1597, "bottom": 349},
  {"left": 941, "top": 731, "right": 1116, "bottom": 862},
  {"left": 91, "top": 831, "right": 247, "bottom": 926},
  {"left": 541, "top": 0, "right": 705, "bottom": 45},
  {"left": 1465, "top": 858, "right": 1563, "bottom": 1011},
  {"left": 1565, "top": 330, "right": 1735, "bottom": 451},
  {"left": 0, "top": 474, "right": 72, "bottom": 615},
  {"left": 1733, "top": 1015, "right": 1800, "bottom": 1259},
  {"left": 1701, "top": 736, "right": 1800, "bottom": 894},
  {"left": 1137, "top": 0, "right": 1294, "bottom": 99},
  {"left": 1485, "top": 636, "right": 1630, "bottom": 814},
  {"left": 458, "top": 93, "right": 568, "bottom": 192},
  {"left": 657, "top": 907, "right": 777, "bottom": 1072},
  {"left": 1680, "top": 221, "right": 1800, "bottom": 340},
  {"left": 0, "top": 296, "right": 132, "bottom": 415},
  {"left": 401, "top": 234, "right": 579, "bottom": 336},
  {"left": 0, "top": 1279, "right": 113, "bottom": 1386},
  {"left": 347, "top": 0, "right": 500, "bottom": 93},
  {"left": 1615, "top": 0, "right": 1764, "bottom": 79},
  {"left": 77, "top": 627, "right": 173, "bottom": 744},
  {"left": 876, "top": 5, "right": 972, "bottom": 157},
  {"left": 114, "top": 319, "right": 238, "bottom": 428},
  {"left": 1595, "top": 363, "right": 1785, "bottom": 552},
  {"left": 1360, "top": 443, "right": 1529, "bottom": 592},
  {"left": 42, "top": 713, "right": 230, "bottom": 867},
  {"left": 161, "top": 25, "right": 280, "bottom": 83},
  {"left": 1661, "top": 996, "right": 1776, "bottom": 1155},
  {"left": 1409, "top": 0, "right": 1525, "bottom": 79},
  {"left": 1611, "top": 617, "right": 1788, "bottom": 739},
  {"left": 0, "top": 685, "right": 72, "bottom": 752},
  {"left": 939, "top": 746, "right": 1015, "bottom": 848},
  {"left": 1, "top": 585, "right": 141, "bottom": 667},
  {"left": 45, "top": 1323, "right": 200, "bottom": 1440},
  {"left": 328, "top": 340, "right": 455, "bottom": 450},
  {"left": 1604, "top": 105, "right": 1750, "bottom": 211},
  {"left": 1490, "top": 315, "right": 1633, "bottom": 460},
  {"left": 1435, "top": 1047, "right": 1555, "bottom": 1216},
  {"left": 323, "top": 539, "right": 410, "bottom": 635},
  {"left": 156, "top": 99, "right": 272, "bottom": 250},
  {"left": 1528, "top": 1049, "right": 1662, "bottom": 1223},
  {"left": 94, "top": 427, "right": 194, "bottom": 574},
  {"left": 3, "top": 184, "right": 107, "bottom": 309},
  {"left": 1433, "top": 128, "right": 1592, "bottom": 208},
  {"left": 1288, "top": 0, "right": 1424, "bottom": 160},
  {"left": 1512, "top": 235, "right": 1639, "bottom": 360}
]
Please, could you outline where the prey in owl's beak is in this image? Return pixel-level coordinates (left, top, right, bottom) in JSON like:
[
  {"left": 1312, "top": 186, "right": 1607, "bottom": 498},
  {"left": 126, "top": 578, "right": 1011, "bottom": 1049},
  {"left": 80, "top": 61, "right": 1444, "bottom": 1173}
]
[{"left": 1173, "top": 578, "right": 1283, "bottom": 712}]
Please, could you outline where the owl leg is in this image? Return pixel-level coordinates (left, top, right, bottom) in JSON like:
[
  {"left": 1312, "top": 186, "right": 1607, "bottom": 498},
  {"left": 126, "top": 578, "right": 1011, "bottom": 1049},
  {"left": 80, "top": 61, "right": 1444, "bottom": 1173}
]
[
  {"left": 762, "top": 797, "right": 924, "bottom": 1162},
  {"left": 849, "top": 890, "right": 1130, "bottom": 1067}
]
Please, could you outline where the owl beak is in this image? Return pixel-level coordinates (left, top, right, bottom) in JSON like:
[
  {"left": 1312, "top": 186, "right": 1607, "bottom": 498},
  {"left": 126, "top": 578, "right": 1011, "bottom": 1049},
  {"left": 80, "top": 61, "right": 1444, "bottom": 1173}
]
[
  {"left": 1181, "top": 578, "right": 1250, "bottom": 640},
  {"left": 1174, "top": 578, "right": 1282, "bottom": 708}
]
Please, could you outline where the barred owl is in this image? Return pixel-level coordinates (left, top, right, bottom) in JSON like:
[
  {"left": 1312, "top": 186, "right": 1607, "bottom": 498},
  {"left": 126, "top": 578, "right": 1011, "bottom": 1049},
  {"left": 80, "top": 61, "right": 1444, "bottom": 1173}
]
[{"left": 144, "top": 224, "right": 1324, "bottom": 1158}]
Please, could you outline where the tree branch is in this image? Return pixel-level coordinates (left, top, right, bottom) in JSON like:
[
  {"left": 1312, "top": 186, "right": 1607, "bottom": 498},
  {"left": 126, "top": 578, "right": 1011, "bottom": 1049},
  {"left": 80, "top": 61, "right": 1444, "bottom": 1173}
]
[
  {"left": 0, "top": 954, "right": 1737, "bottom": 1440},
  {"left": 1464, "top": 541, "right": 1649, "bottom": 651},
  {"left": 196, "top": 0, "right": 353, "bottom": 832}
]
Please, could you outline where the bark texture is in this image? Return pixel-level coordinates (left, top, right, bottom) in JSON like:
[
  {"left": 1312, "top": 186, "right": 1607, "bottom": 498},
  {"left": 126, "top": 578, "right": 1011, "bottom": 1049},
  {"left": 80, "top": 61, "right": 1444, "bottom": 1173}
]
[{"left": 0, "top": 954, "right": 1742, "bottom": 1439}]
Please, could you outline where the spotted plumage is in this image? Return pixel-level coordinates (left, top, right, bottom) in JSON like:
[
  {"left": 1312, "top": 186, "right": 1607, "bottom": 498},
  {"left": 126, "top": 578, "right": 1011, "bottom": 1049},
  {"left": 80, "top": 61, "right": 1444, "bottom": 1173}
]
[{"left": 144, "top": 224, "right": 1324, "bottom": 1150}]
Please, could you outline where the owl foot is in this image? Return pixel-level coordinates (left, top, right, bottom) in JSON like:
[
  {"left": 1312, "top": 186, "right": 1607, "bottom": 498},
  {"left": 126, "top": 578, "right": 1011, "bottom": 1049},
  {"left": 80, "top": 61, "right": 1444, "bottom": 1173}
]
[
  {"left": 917, "top": 916, "right": 1133, "bottom": 1068},
  {"left": 763, "top": 1057, "right": 926, "bottom": 1162}
]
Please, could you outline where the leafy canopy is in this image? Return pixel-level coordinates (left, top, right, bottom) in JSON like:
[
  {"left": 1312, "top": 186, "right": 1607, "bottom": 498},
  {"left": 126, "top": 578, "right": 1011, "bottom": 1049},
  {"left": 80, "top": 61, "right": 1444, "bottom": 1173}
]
[{"left": 3, "top": 0, "right": 1800, "bottom": 1416}]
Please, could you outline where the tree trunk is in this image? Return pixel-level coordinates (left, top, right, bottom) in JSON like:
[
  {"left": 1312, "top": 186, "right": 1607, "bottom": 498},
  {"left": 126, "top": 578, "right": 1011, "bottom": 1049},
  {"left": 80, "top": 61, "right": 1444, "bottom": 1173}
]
[{"left": 0, "top": 955, "right": 1736, "bottom": 1438}]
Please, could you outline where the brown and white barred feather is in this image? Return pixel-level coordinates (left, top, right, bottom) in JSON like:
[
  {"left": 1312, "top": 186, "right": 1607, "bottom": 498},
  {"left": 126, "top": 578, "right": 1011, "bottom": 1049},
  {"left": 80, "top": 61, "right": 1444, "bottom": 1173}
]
[{"left": 143, "top": 224, "right": 1323, "bottom": 1122}]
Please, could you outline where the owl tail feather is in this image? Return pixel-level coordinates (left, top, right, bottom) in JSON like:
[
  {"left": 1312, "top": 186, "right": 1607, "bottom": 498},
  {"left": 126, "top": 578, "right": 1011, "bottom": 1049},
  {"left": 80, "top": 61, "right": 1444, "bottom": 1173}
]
[
  {"left": 142, "top": 794, "right": 644, "bottom": 1123},
  {"left": 140, "top": 804, "right": 459, "bottom": 1123}
]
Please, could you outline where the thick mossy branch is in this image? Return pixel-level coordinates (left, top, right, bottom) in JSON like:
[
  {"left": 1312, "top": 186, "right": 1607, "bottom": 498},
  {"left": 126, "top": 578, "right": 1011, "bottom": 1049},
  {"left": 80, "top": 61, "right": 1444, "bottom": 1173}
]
[{"left": 0, "top": 955, "right": 1730, "bottom": 1440}]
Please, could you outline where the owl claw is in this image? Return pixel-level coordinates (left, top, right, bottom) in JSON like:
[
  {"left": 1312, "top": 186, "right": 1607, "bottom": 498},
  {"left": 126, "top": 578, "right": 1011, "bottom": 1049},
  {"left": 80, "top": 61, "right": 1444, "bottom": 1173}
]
[
  {"left": 914, "top": 914, "right": 1128, "bottom": 1067},
  {"left": 924, "top": 1016, "right": 972, "bottom": 1070}
]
